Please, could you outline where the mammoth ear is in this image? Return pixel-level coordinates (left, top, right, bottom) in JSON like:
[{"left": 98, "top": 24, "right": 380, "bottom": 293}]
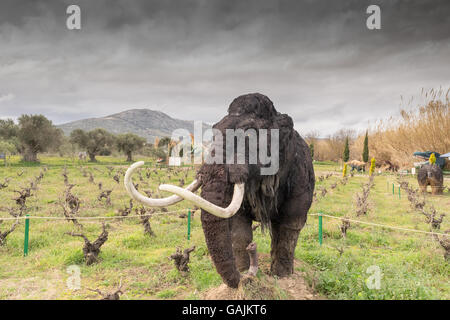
[{"left": 226, "top": 164, "right": 249, "bottom": 184}]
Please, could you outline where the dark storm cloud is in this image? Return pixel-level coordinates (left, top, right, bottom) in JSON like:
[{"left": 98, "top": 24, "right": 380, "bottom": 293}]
[{"left": 0, "top": 0, "right": 449, "bottom": 136}]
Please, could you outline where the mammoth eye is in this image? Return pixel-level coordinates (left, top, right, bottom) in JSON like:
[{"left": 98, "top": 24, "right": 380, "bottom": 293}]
[
  {"left": 245, "top": 129, "right": 256, "bottom": 137},
  {"left": 238, "top": 118, "right": 254, "bottom": 127}
]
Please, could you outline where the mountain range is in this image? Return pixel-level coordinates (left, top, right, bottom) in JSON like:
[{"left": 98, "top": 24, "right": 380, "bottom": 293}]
[{"left": 57, "top": 109, "right": 211, "bottom": 142}]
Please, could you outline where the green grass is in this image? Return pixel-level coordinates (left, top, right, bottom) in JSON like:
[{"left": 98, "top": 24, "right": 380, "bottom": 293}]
[
  {"left": 297, "top": 163, "right": 449, "bottom": 299},
  {"left": 0, "top": 156, "right": 448, "bottom": 299}
]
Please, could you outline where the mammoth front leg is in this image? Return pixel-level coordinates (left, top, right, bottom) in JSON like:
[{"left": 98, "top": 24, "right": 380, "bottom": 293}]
[
  {"left": 270, "top": 195, "right": 309, "bottom": 277},
  {"left": 430, "top": 177, "right": 444, "bottom": 195},
  {"left": 431, "top": 185, "right": 443, "bottom": 195},
  {"left": 270, "top": 223, "right": 301, "bottom": 276},
  {"left": 419, "top": 183, "right": 428, "bottom": 193},
  {"left": 231, "top": 212, "right": 253, "bottom": 272}
]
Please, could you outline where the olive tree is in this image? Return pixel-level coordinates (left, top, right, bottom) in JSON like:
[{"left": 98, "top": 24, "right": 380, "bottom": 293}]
[
  {"left": 116, "top": 133, "right": 146, "bottom": 162},
  {"left": 0, "top": 119, "right": 19, "bottom": 140},
  {"left": 158, "top": 137, "right": 172, "bottom": 148},
  {"left": 70, "top": 128, "right": 115, "bottom": 162},
  {"left": 17, "top": 115, "right": 63, "bottom": 162},
  {"left": 0, "top": 119, "right": 20, "bottom": 152},
  {"left": 0, "top": 139, "right": 16, "bottom": 165}
]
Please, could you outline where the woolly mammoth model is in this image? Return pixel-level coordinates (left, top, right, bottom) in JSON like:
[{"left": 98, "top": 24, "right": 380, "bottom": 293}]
[
  {"left": 124, "top": 93, "right": 315, "bottom": 288},
  {"left": 417, "top": 163, "right": 444, "bottom": 195}
]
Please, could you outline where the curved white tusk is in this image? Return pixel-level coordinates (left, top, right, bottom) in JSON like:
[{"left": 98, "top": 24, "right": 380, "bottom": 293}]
[
  {"left": 124, "top": 161, "right": 201, "bottom": 207},
  {"left": 159, "top": 183, "right": 245, "bottom": 218}
]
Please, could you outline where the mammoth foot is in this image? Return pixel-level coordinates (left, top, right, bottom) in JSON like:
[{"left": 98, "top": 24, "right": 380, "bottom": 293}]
[
  {"left": 270, "top": 259, "right": 294, "bottom": 278},
  {"left": 431, "top": 186, "right": 444, "bottom": 195}
]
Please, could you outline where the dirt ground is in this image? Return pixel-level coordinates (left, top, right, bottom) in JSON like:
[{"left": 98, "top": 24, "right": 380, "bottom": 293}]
[
  {"left": 202, "top": 258, "right": 323, "bottom": 300},
  {"left": 0, "top": 269, "right": 65, "bottom": 300}
]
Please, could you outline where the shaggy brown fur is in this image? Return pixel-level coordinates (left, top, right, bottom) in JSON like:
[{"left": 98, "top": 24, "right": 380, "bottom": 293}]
[
  {"left": 197, "top": 93, "right": 315, "bottom": 288},
  {"left": 417, "top": 164, "right": 444, "bottom": 195}
]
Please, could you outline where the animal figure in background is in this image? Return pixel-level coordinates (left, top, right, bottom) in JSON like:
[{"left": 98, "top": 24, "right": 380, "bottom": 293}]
[
  {"left": 413, "top": 151, "right": 446, "bottom": 195},
  {"left": 124, "top": 93, "right": 315, "bottom": 288},
  {"left": 381, "top": 160, "right": 399, "bottom": 172},
  {"left": 348, "top": 160, "right": 366, "bottom": 172},
  {"left": 78, "top": 151, "right": 87, "bottom": 161},
  {"left": 417, "top": 163, "right": 444, "bottom": 195}
]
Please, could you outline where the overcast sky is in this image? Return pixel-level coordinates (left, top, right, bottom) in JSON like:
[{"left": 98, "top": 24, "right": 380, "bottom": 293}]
[{"left": 0, "top": 0, "right": 449, "bottom": 136}]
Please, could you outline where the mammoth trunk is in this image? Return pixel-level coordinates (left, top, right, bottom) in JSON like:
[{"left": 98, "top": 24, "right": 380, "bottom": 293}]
[
  {"left": 200, "top": 182, "right": 241, "bottom": 288},
  {"left": 201, "top": 211, "right": 240, "bottom": 288}
]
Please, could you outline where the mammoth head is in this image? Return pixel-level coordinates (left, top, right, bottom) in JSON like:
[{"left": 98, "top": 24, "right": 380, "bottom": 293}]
[
  {"left": 227, "top": 93, "right": 278, "bottom": 119},
  {"left": 202, "top": 93, "right": 292, "bottom": 183}
]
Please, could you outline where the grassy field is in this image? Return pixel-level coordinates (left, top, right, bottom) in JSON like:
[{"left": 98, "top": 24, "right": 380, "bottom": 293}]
[{"left": 0, "top": 156, "right": 448, "bottom": 300}]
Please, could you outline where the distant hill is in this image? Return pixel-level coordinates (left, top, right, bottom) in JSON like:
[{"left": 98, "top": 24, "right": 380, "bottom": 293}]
[{"left": 57, "top": 109, "right": 211, "bottom": 142}]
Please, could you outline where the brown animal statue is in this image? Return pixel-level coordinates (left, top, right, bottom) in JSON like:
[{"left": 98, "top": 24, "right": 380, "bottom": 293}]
[
  {"left": 124, "top": 93, "right": 315, "bottom": 288},
  {"left": 348, "top": 160, "right": 366, "bottom": 172},
  {"left": 417, "top": 163, "right": 444, "bottom": 195},
  {"left": 380, "top": 160, "right": 399, "bottom": 172}
]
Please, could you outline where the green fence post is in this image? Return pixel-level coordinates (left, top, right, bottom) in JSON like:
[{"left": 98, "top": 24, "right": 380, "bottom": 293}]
[
  {"left": 392, "top": 183, "right": 394, "bottom": 195},
  {"left": 318, "top": 213, "right": 323, "bottom": 246},
  {"left": 24, "top": 215, "right": 30, "bottom": 257},
  {"left": 187, "top": 209, "right": 191, "bottom": 241}
]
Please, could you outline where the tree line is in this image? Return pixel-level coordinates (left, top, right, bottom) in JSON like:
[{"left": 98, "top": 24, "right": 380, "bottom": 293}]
[
  {"left": 305, "top": 129, "right": 370, "bottom": 163},
  {"left": 0, "top": 114, "right": 153, "bottom": 163}
]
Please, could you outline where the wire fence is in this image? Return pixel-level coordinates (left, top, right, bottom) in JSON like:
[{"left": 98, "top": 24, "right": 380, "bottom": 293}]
[
  {"left": 2, "top": 209, "right": 447, "bottom": 238},
  {"left": 1, "top": 208, "right": 194, "bottom": 256},
  {"left": 1, "top": 208, "right": 448, "bottom": 260},
  {"left": 309, "top": 213, "right": 449, "bottom": 238},
  {"left": 0, "top": 209, "right": 186, "bottom": 221}
]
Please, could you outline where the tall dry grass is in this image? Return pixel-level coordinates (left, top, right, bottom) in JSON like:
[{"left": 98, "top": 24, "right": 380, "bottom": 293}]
[
  {"left": 308, "top": 88, "right": 449, "bottom": 167},
  {"left": 355, "top": 88, "right": 449, "bottom": 168}
]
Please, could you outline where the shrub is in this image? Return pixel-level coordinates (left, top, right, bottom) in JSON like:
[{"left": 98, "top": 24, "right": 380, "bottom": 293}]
[{"left": 369, "top": 158, "right": 376, "bottom": 176}]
